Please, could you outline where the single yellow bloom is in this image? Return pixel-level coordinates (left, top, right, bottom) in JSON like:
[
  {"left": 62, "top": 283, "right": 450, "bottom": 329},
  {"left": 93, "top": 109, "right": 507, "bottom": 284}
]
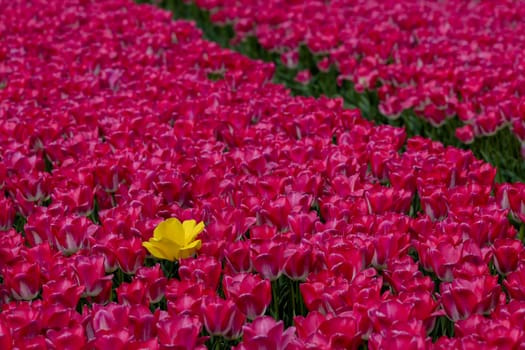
[{"left": 142, "top": 218, "right": 204, "bottom": 261}]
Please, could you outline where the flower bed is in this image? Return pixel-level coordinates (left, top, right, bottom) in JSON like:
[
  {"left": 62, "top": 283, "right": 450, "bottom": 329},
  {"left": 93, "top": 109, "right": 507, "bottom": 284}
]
[
  {"left": 189, "top": 0, "right": 525, "bottom": 139},
  {"left": 171, "top": 0, "right": 525, "bottom": 182},
  {"left": 2, "top": 0, "right": 525, "bottom": 348}
]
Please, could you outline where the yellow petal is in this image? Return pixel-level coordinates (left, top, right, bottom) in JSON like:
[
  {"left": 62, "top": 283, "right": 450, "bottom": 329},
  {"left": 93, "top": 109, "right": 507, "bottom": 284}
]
[
  {"left": 177, "top": 239, "right": 202, "bottom": 259},
  {"left": 142, "top": 240, "right": 180, "bottom": 261},
  {"left": 142, "top": 241, "right": 171, "bottom": 260},
  {"left": 182, "top": 219, "right": 196, "bottom": 244},
  {"left": 182, "top": 219, "right": 205, "bottom": 244},
  {"left": 154, "top": 218, "right": 185, "bottom": 246},
  {"left": 193, "top": 221, "right": 205, "bottom": 236}
]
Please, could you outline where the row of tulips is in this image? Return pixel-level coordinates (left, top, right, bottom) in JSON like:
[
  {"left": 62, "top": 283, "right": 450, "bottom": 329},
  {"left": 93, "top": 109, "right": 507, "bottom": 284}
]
[
  {"left": 170, "top": 0, "right": 525, "bottom": 183},
  {"left": 3, "top": 0, "right": 525, "bottom": 348},
  {"left": 184, "top": 0, "right": 525, "bottom": 142}
]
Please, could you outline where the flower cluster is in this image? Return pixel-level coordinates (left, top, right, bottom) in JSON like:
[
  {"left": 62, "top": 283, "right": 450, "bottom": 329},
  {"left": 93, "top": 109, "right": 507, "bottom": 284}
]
[
  {"left": 190, "top": 0, "right": 525, "bottom": 146},
  {"left": 2, "top": 0, "right": 525, "bottom": 348}
]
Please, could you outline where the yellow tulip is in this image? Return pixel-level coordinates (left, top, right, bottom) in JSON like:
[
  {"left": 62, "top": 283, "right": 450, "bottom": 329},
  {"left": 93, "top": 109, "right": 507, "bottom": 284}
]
[{"left": 142, "top": 218, "right": 204, "bottom": 261}]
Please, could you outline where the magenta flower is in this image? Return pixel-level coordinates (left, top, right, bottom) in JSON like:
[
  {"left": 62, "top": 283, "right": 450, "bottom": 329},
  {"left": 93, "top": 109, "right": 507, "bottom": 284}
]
[
  {"left": 236, "top": 316, "right": 302, "bottom": 350},
  {"left": 223, "top": 273, "right": 271, "bottom": 320},
  {"left": 441, "top": 275, "right": 501, "bottom": 321},
  {"left": 3, "top": 261, "right": 41, "bottom": 301},
  {"left": 201, "top": 295, "right": 246, "bottom": 339}
]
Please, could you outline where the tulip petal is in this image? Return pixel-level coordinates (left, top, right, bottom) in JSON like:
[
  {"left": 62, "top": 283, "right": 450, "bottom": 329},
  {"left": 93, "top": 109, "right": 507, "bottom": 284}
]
[
  {"left": 182, "top": 219, "right": 197, "bottom": 244},
  {"left": 182, "top": 220, "right": 205, "bottom": 244},
  {"left": 154, "top": 218, "right": 186, "bottom": 246},
  {"left": 178, "top": 239, "right": 202, "bottom": 259},
  {"left": 193, "top": 221, "right": 205, "bottom": 237},
  {"left": 143, "top": 240, "right": 180, "bottom": 261}
]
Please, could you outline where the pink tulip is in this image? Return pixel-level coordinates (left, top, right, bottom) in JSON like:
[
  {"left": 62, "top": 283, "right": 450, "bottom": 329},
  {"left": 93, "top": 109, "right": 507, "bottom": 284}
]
[
  {"left": 455, "top": 314, "right": 524, "bottom": 349},
  {"left": 0, "top": 229, "right": 23, "bottom": 266},
  {"left": 3, "top": 261, "right": 41, "bottom": 300},
  {"left": 165, "top": 280, "right": 212, "bottom": 316},
  {"left": 326, "top": 243, "right": 365, "bottom": 281},
  {"left": 363, "top": 232, "right": 410, "bottom": 269},
  {"left": 295, "top": 70, "right": 312, "bottom": 85},
  {"left": 179, "top": 255, "right": 222, "bottom": 291},
  {"left": 201, "top": 295, "right": 246, "bottom": 339},
  {"left": 224, "top": 240, "right": 253, "bottom": 274},
  {"left": 51, "top": 216, "right": 99, "bottom": 256},
  {"left": 53, "top": 185, "right": 95, "bottom": 216},
  {"left": 283, "top": 242, "right": 318, "bottom": 280},
  {"left": 41, "top": 304, "right": 82, "bottom": 330},
  {"left": 41, "top": 279, "right": 84, "bottom": 309},
  {"left": 114, "top": 237, "right": 146, "bottom": 275},
  {"left": 294, "top": 311, "right": 326, "bottom": 341},
  {"left": 441, "top": 275, "right": 501, "bottom": 321},
  {"left": 157, "top": 315, "right": 206, "bottom": 350},
  {"left": 135, "top": 264, "right": 167, "bottom": 304},
  {"left": 236, "top": 316, "right": 302, "bottom": 350},
  {"left": 383, "top": 256, "right": 434, "bottom": 294},
  {"left": 492, "top": 238, "right": 524, "bottom": 275},
  {"left": 368, "top": 320, "right": 431, "bottom": 350},
  {"left": 252, "top": 240, "right": 286, "bottom": 281},
  {"left": 117, "top": 279, "right": 148, "bottom": 306},
  {"left": 88, "top": 329, "right": 131, "bottom": 350},
  {"left": 222, "top": 273, "right": 271, "bottom": 320},
  {"left": 319, "top": 312, "right": 362, "bottom": 349},
  {"left": 46, "top": 324, "right": 86, "bottom": 350},
  {"left": 73, "top": 255, "right": 113, "bottom": 298},
  {"left": 128, "top": 305, "right": 159, "bottom": 342},
  {"left": 89, "top": 303, "right": 130, "bottom": 336},
  {"left": 455, "top": 125, "right": 475, "bottom": 144},
  {"left": 504, "top": 264, "right": 525, "bottom": 301}
]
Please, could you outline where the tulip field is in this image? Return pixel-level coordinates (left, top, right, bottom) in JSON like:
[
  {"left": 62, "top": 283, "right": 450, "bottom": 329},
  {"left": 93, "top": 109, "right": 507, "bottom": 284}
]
[
  {"left": 166, "top": 0, "right": 525, "bottom": 183},
  {"left": 3, "top": 0, "right": 525, "bottom": 349}
]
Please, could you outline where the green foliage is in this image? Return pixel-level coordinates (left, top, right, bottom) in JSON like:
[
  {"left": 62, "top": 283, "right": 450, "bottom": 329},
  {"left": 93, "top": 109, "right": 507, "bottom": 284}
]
[
  {"left": 13, "top": 212, "right": 27, "bottom": 234},
  {"left": 268, "top": 276, "right": 307, "bottom": 328}
]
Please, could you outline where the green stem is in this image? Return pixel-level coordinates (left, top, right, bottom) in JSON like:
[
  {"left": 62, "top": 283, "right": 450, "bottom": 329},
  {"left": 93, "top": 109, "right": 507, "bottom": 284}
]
[
  {"left": 271, "top": 279, "right": 279, "bottom": 320},
  {"left": 291, "top": 280, "right": 297, "bottom": 317}
]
